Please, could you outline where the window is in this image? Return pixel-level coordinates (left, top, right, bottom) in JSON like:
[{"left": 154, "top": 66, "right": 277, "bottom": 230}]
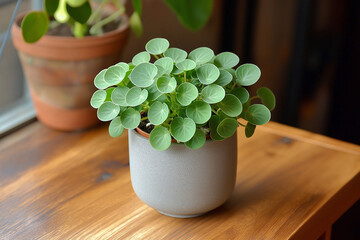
[{"left": 0, "top": 0, "right": 41, "bottom": 135}]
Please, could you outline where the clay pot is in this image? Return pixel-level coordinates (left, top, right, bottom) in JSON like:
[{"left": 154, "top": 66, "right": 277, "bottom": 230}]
[
  {"left": 129, "top": 129, "right": 238, "bottom": 218},
  {"left": 11, "top": 13, "right": 129, "bottom": 131}
]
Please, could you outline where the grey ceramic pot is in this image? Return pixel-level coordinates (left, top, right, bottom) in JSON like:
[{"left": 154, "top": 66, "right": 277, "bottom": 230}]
[{"left": 128, "top": 129, "right": 238, "bottom": 218}]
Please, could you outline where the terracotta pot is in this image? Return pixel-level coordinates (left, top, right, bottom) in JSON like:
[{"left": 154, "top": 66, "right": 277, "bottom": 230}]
[
  {"left": 11, "top": 13, "right": 129, "bottom": 131},
  {"left": 129, "top": 129, "right": 238, "bottom": 218}
]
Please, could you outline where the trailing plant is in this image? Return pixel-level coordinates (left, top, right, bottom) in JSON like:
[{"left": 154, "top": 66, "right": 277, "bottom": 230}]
[
  {"left": 90, "top": 38, "right": 276, "bottom": 151},
  {"left": 20, "top": 0, "right": 213, "bottom": 43}
]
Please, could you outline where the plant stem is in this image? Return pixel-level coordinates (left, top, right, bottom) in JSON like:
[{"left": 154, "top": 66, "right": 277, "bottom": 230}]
[
  {"left": 89, "top": 3, "right": 125, "bottom": 36},
  {"left": 184, "top": 71, "right": 186, "bottom": 82},
  {"left": 238, "top": 121, "right": 246, "bottom": 127},
  {"left": 230, "top": 82, "right": 237, "bottom": 91},
  {"left": 153, "top": 55, "right": 159, "bottom": 59},
  {"left": 141, "top": 116, "right": 148, "bottom": 121},
  {"left": 248, "top": 96, "right": 260, "bottom": 102},
  {"left": 88, "top": 0, "right": 110, "bottom": 25},
  {"left": 211, "top": 108, "right": 218, "bottom": 115},
  {"left": 162, "top": 122, "right": 170, "bottom": 127}
]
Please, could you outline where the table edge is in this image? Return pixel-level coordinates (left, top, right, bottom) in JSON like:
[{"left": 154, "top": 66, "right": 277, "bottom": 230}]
[{"left": 258, "top": 122, "right": 360, "bottom": 155}]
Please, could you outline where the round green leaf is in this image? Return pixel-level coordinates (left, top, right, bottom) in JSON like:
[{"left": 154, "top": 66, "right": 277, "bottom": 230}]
[
  {"left": 129, "top": 63, "right": 157, "bottom": 87},
  {"left": 176, "top": 82, "right": 198, "bottom": 106},
  {"left": 97, "top": 102, "right": 120, "bottom": 122},
  {"left": 66, "top": 1, "right": 91, "bottom": 24},
  {"left": 164, "top": 0, "right": 212, "bottom": 31},
  {"left": 218, "top": 94, "right": 242, "bottom": 117},
  {"left": 245, "top": 122, "right": 256, "bottom": 138},
  {"left": 109, "top": 117, "right": 124, "bottom": 137},
  {"left": 156, "top": 94, "right": 168, "bottom": 103},
  {"left": 196, "top": 64, "right": 220, "bottom": 85},
  {"left": 164, "top": 48, "right": 187, "bottom": 63},
  {"left": 231, "top": 87, "right": 249, "bottom": 104},
  {"left": 129, "top": 12, "right": 142, "bottom": 37},
  {"left": 257, "top": 87, "right": 276, "bottom": 111},
  {"left": 132, "top": 51, "right": 151, "bottom": 65},
  {"left": 111, "top": 86, "right": 129, "bottom": 106},
  {"left": 214, "top": 69, "right": 233, "bottom": 86},
  {"left": 176, "top": 59, "right": 196, "bottom": 72},
  {"left": 236, "top": 63, "right": 261, "bottom": 86},
  {"left": 21, "top": 11, "right": 48, "bottom": 43},
  {"left": 149, "top": 126, "right": 171, "bottom": 151},
  {"left": 188, "top": 47, "right": 214, "bottom": 65},
  {"left": 201, "top": 84, "right": 225, "bottom": 104},
  {"left": 245, "top": 104, "right": 271, "bottom": 125},
  {"left": 186, "top": 101, "right": 211, "bottom": 124},
  {"left": 45, "top": 0, "right": 59, "bottom": 14},
  {"left": 214, "top": 52, "right": 239, "bottom": 69},
  {"left": 172, "top": 66, "right": 183, "bottom": 75},
  {"left": 226, "top": 68, "right": 236, "bottom": 78},
  {"left": 209, "top": 115, "right": 224, "bottom": 140},
  {"left": 148, "top": 101, "right": 169, "bottom": 125},
  {"left": 185, "top": 129, "right": 206, "bottom": 149},
  {"left": 115, "top": 62, "right": 129, "bottom": 72},
  {"left": 94, "top": 69, "right": 110, "bottom": 89},
  {"left": 170, "top": 117, "right": 196, "bottom": 142},
  {"left": 125, "top": 87, "right": 148, "bottom": 107},
  {"left": 146, "top": 81, "right": 163, "bottom": 101},
  {"left": 104, "top": 66, "right": 126, "bottom": 85},
  {"left": 155, "top": 57, "right": 174, "bottom": 76},
  {"left": 90, "top": 90, "right": 106, "bottom": 108},
  {"left": 120, "top": 108, "right": 140, "bottom": 129},
  {"left": 191, "top": 78, "right": 202, "bottom": 87},
  {"left": 145, "top": 38, "right": 170, "bottom": 55},
  {"left": 156, "top": 76, "right": 177, "bottom": 93},
  {"left": 217, "top": 118, "right": 238, "bottom": 138}
]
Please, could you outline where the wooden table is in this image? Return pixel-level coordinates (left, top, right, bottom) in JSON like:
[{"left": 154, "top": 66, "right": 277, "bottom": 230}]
[{"left": 0, "top": 122, "right": 359, "bottom": 240}]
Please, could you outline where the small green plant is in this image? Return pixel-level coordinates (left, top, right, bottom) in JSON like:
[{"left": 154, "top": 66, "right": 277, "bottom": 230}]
[
  {"left": 20, "top": 0, "right": 213, "bottom": 43},
  {"left": 21, "top": 0, "right": 143, "bottom": 43},
  {"left": 91, "top": 38, "right": 276, "bottom": 151}
]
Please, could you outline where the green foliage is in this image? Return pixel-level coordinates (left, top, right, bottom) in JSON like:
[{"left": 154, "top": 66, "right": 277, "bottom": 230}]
[
  {"left": 91, "top": 38, "right": 276, "bottom": 151},
  {"left": 164, "top": 0, "right": 213, "bottom": 31},
  {"left": 21, "top": 11, "right": 48, "bottom": 43},
  {"left": 145, "top": 38, "right": 170, "bottom": 55},
  {"left": 129, "top": 63, "right": 157, "bottom": 87},
  {"left": 66, "top": 1, "right": 91, "bottom": 24},
  {"left": 149, "top": 126, "right": 172, "bottom": 151},
  {"left": 164, "top": 48, "right": 187, "bottom": 63},
  {"left": 44, "top": 0, "right": 59, "bottom": 15},
  {"left": 109, "top": 117, "right": 124, "bottom": 137},
  {"left": 170, "top": 117, "right": 196, "bottom": 142},
  {"left": 236, "top": 63, "right": 261, "bottom": 86},
  {"left": 186, "top": 101, "right": 211, "bottom": 124},
  {"left": 185, "top": 129, "right": 206, "bottom": 149},
  {"left": 214, "top": 52, "right": 239, "bottom": 69},
  {"left": 21, "top": 1, "right": 214, "bottom": 43}
]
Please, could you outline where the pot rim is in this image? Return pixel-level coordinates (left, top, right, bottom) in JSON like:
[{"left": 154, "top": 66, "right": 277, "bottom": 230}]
[
  {"left": 12, "top": 11, "right": 129, "bottom": 43},
  {"left": 11, "top": 11, "right": 129, "bottom": 60}
]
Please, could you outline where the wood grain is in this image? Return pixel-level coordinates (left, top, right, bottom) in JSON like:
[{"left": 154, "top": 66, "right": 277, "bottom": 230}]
[{"left": 0, "top": 122, "right": 359, "bottom": 240}]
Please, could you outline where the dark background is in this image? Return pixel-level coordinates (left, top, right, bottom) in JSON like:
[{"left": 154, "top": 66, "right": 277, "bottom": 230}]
[
  {"left": 123, "top": 0, "right": 360, "bottom": 146},
  {"left": 122, "top": 0, "right": 360, "bottom": 239}
]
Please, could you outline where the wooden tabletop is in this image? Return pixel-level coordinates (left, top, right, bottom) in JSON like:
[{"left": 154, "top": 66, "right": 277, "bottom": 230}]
[{"left": 0, "top": 122, "right": 359, "bottom": 240}]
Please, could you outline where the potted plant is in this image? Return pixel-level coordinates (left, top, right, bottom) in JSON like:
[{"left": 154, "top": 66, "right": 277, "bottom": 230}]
[
  {"left": 10, "top": 0, "right": 213, "bottom": 131},
  {"left": 90, "top": 38, "right": 276, "bottom": 217}
]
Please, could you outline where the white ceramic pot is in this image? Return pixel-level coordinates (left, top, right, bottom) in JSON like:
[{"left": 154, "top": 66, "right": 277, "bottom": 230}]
[{"left": 128, "top": 129, "right": 238, "bottom": 218}]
